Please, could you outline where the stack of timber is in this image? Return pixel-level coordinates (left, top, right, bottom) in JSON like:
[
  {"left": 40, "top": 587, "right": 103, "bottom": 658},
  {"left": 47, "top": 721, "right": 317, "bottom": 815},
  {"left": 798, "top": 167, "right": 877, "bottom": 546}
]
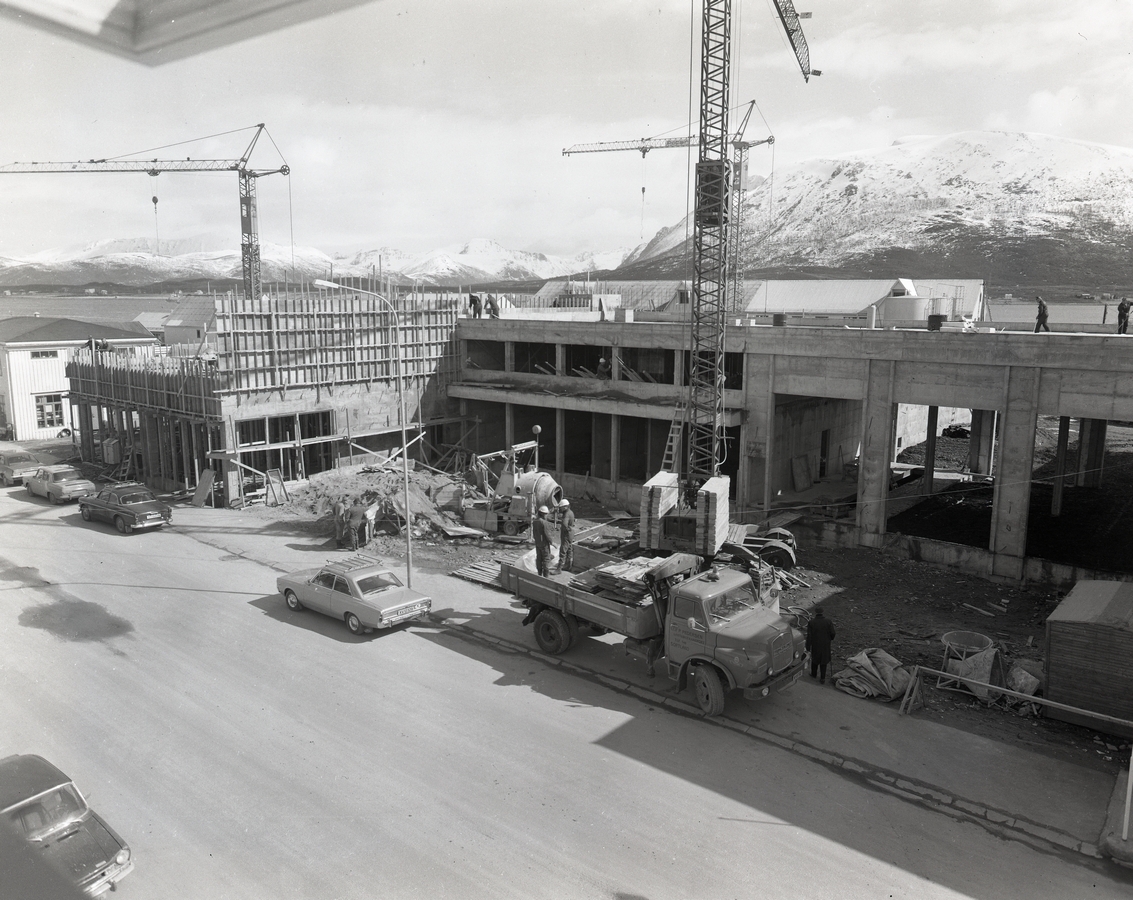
[
  {"left": 569, "top": 557, "right": 664, "bottom": 605},
  {"left": 1045, "top": 581, "right": 1133, "bottom": 737},
  {"left": 695, "top": 476, "right": 730, "bottom": 557},
  {"left": 640, "top": 470, "right": 679, "bottom": 550}
]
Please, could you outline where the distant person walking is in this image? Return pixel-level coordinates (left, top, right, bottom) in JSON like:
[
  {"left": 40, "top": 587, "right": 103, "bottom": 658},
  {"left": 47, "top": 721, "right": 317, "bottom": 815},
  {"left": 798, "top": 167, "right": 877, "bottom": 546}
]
[
  {"left": 347, "top": 498, "right": 367, "bottom": 551},
  {"left": 806, "top": 606, "right": 836, "bottom": 684},
  {"left": 533, "top": 505, "right": 553, "bottom": 577},
  {"left": 469, "top": 293, "right": 482, "bottom": 319},
  {"left": 557, "top": 499, "right": 575, "bottom": 572},
  {"left": 1034, "top": 295, "right": 1050, "bottom": 333},
  {"left": 1118, "top": 297, "right": 1131, "bottom": 335},
  {"left": 333, "top": 495, "right": 348, "bottom": 548}
]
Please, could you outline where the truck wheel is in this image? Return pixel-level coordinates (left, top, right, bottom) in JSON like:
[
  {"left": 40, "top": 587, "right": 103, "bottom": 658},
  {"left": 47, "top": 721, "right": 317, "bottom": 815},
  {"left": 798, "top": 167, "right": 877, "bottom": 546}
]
[
  {"left": 532, "top": 609, "right": 571, "bottom": 655},
  {"left": 502, "top": 520, "right": 518, "bottom": 536},
  {"left": 284, "top": 590, "right": 303, "bottom": 611},
  {"left": 563, "top": 614, "right": 580, "bottom": 649},
  {"left": 758, "top": 540, "right": 795, "bottom": 570},
  {"left": 80, "top": 506, "right": 91, "bottom": 521},
  {"left": 693, "top": 664, "right": 726, "bottom": 717}
]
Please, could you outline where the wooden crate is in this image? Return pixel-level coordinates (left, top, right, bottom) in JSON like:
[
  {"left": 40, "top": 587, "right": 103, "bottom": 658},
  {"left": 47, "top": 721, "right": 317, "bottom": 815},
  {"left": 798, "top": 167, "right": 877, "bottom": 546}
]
[{"left": 1045, "top": 581, "right": 1133, "bottom": 737}]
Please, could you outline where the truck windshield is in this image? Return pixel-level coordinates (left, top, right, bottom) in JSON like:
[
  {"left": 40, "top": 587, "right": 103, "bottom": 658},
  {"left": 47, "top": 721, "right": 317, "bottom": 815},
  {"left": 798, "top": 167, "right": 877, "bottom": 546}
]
[{"left": 706, "top": 584, "right": 759, "bottom": 623}]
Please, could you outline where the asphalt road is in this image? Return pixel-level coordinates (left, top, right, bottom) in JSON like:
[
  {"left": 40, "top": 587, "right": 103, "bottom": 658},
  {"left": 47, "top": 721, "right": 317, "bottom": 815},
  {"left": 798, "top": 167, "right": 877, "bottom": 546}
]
[{"left": 1, "top": 487, "right": 1130, "bottom": 900}]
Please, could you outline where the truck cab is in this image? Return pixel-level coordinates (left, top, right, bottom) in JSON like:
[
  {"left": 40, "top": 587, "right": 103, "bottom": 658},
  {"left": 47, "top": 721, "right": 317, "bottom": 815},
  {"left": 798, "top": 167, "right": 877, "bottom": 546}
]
[{"left": 663, "top": 565, "right": 807, "bottom": 715}]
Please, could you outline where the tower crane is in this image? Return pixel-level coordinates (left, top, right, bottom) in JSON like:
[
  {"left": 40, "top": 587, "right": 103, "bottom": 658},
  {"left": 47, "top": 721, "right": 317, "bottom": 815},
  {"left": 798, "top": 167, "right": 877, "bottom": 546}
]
[
  {"left": 633, "top": 0, "right": 816, "bottom": 558},
  {"left": 0, "top": 124, "right": 288, "bottom": 303}
]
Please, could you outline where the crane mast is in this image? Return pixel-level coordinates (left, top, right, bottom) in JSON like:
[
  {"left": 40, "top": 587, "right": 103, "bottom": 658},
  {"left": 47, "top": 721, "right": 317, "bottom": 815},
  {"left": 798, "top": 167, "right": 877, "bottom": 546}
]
[{"left": 0, "top": 124, "right": 288, "bottom": 304}]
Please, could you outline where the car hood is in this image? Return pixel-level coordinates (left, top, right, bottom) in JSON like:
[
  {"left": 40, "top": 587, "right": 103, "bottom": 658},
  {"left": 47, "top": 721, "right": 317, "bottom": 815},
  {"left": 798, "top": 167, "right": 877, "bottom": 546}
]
[{"left": 38, "top": 813, "right": 123, "bottom": 883}]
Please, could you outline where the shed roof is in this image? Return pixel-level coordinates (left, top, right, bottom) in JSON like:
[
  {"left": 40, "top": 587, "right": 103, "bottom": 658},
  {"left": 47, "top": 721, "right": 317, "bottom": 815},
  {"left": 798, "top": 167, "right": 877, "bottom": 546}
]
[
  {"left": 165, "top": 295, "right": 217, "bottom": 329},
  {"left": 0, "top": 317, "right": 155, "bottom": 345},
  {"left": 1047, "top": 581, "right": 1133, "bottom": 631}
]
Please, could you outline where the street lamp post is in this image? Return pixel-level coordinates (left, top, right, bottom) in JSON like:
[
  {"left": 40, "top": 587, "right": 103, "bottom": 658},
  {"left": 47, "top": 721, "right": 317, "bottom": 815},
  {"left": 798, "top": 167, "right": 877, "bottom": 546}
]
[{"left": 314, "top": 279, "right": 414, "bottom": 588}]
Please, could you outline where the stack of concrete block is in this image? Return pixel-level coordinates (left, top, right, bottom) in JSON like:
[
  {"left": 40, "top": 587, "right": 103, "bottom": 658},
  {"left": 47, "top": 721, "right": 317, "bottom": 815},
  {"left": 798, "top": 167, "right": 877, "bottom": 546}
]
[
  {"left": 640, "top": 470, "right": 680, "bottom": 550},
  {"left": 695, "top": 476, "right": 731, "bottom": 557}
]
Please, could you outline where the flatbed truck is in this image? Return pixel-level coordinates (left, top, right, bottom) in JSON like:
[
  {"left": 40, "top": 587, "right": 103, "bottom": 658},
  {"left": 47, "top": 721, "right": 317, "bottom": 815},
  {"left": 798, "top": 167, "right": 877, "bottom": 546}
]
[{"left": 502, "top": 553, "right": 807, "bottom": 716}]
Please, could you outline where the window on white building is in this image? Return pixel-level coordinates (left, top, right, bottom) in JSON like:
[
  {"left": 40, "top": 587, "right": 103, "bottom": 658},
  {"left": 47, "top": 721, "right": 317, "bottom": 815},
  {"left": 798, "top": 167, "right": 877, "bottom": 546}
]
[
  {"left": 30, "top": 350, "right": 59, "bottom": 359},
  {"left": 35, "top": 394, "right": 64, "bottom": 428}
]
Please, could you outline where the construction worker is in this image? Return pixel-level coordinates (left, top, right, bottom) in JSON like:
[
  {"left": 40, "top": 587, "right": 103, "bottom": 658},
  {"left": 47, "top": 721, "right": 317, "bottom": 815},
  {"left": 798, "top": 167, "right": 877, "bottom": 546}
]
[
  {"left": 557, "top": 498, "right": 575, "bottom": 572},
  {"left": 469, "top": 293, "right": 482, "bottom": 319},
  {"left": 485, "top": 294, "right": 500, "bottom": 318},
  {"left": 1118, "top": 297, "right": 1131, "bottom": 335},
  {"left": 347, "top": 497, "right": 367, "bottom": 551},
  {"left": 333, "top": 495, "right": 347, "bottom": 547},
  {"left": 596, "top": 357, "right": 611, "bottom": 380},
  {"left": 533, "top": 505, "right": 553, "bottom": 577},
  {"left": 1034, "top": 295, "right": 1050, "bottom": 333}
]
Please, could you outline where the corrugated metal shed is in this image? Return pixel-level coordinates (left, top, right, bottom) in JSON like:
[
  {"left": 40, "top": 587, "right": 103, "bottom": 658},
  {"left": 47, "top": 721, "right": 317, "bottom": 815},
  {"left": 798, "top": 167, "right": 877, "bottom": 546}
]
[
  {"left": 744, "top": 279, "right": 907, "bottom": 315},
  {"left": 1045, "top": 581, "right": 1133, "bottom": 737}
]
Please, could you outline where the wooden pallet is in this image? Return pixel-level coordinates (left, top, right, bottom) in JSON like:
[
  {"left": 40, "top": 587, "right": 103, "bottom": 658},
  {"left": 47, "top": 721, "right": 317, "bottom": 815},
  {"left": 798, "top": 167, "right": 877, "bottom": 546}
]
[{"left": 449, "top": 560, "right": 506, "bottom": 589}]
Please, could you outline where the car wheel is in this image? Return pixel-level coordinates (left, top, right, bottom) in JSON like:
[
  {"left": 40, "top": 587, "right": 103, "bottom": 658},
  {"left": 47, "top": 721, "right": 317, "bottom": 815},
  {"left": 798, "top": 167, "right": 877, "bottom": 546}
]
[
  {"left": 345, "top": 612, "right": 364, "bottom": 635},
  {"left": 26, "top": 483, "right": 33, "bottom": 496},
  {"left": 693, "top": 663, "right": 726, "bottom": 717},
  {"left": 0, "top": 474, "right": 7, "bottom": 486},
  {"left": 115, "top": 516, "right": 133, "bottom": 535},
  {"left": 284, "top": 590, "right": 303, "bottom": 611},
  {"left": 532, "top": 609, "right": 571, "bottom": 655},
  {"left": 51, "top": 491, "right": 63, "bottom": 505},
  {"left": 80, "top": 506, "right": 91, "bottom": 521}
]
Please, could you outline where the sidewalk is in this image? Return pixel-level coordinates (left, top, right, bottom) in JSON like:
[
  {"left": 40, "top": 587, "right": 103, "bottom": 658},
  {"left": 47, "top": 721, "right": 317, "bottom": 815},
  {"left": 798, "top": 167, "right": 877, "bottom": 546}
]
[{"left": 169, "top": 503, "right": 1127, "bottom": 864}]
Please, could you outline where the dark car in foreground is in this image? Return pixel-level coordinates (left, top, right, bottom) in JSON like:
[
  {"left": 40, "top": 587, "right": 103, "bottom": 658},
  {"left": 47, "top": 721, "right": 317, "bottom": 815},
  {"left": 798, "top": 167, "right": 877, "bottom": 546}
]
[
  {"left": 276, "top": 554, "right": 431, "bottom": 634},
  {"left": 78, "top": 483, "right": 172, "bottom": 533},
  {"left": 0, "top": 754, "right": 134, "bottom": 896},
  {"left": 25, "top": 466, "right": 97, "bottom": 504},
  {"left": 0, "top": 451, "right": 40, "bottom": 486}
]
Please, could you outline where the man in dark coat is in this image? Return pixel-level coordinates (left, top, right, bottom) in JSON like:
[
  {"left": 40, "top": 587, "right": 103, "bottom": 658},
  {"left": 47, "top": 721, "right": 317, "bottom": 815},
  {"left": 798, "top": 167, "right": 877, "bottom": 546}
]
[
  {"left": 1034, "top": 295, "right": 1050, "bottom": 333},
  {"left": 532, "top": 504, "right": 553, "bottom": 577},
  {"left": 1118, "top": 297, "right": 1131, "bottom": 335},
  {"left": 469, "top": 293, "right": 482, "bottom": 319},
  {"left": 332, "top": 495, "right": 347, "bottom": 547},
  {"left": 347, "top": 498, "right": 367, "bottom": 551},
  {"left": 806, "top": 606, "right": 836, "bottom": 684}
]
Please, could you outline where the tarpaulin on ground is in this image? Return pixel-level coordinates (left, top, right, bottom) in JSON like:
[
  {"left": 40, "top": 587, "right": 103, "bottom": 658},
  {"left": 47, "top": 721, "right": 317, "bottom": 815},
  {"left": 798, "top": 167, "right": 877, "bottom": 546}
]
[
  {"left": 945, "top": 645, "right": 1007, "bottom": 702},
  {"left": 832, "top": 648, "right": 912, "bottom": 701}
]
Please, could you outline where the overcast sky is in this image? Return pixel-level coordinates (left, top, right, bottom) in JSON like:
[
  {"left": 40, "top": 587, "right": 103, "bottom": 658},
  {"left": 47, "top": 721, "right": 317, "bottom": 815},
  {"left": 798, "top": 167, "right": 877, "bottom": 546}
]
[{"left": 1, "top": 0, "right": 1131, "bottom": 260}]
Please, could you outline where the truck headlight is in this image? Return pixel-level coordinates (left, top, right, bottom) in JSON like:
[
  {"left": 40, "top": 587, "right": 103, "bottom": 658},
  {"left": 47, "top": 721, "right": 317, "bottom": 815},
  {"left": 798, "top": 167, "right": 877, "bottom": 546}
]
[{"left": 115, "top": 849, "right": 130, "bottom": 865}]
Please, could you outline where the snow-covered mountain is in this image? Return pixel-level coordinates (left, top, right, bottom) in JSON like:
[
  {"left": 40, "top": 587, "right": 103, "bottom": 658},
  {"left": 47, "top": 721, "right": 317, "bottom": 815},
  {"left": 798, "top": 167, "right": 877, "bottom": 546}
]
[
  {"left": 0, "top": 235, "right": 630, "bottom": 288},
  {"left": 619, "top": 131, "right": 1133, "bottom": 285}
]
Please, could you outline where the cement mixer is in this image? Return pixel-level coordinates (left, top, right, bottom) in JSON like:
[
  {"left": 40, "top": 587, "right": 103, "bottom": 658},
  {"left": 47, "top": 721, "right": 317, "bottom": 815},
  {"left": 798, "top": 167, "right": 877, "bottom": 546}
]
[{"left": 462, "top": 441, "right": 563, "bottom": 536}]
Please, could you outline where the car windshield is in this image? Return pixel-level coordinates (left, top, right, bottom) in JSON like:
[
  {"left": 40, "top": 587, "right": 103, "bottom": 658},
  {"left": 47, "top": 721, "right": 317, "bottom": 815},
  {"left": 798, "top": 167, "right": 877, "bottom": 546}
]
[
  {"left": 705, "top": 583, "right": 759, "bottom": 623},
  {"left": 7, "top": 454, "right": 33, "bottom": 464},
  {"left": 121, "top": 492, "right": 155, "bottom": 504},
  {"left": 52, "top": 471, "right": 83, "bottom": 482},
  {"left": 355, "top": 572, "right": 403, "bottom": 594},
  {"left": 6, "top": 784, "right": 88, "bottom": 840}
]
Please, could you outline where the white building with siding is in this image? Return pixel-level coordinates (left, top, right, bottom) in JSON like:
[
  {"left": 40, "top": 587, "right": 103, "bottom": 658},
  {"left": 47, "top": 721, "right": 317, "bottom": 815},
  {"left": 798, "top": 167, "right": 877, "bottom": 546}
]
[{"left": 0, "top": 317, "right": 156, "bottom": 441}]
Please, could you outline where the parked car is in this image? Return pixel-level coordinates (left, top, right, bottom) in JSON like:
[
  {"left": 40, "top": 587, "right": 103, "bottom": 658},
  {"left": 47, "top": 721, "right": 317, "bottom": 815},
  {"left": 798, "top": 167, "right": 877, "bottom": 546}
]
[
  {"left": 276, "top": 554, "right": 431, "bottom": 635},
  {"left": 78, "top": 483, "right": 172, "bottom": 534},
  {"left": 25, "top": 466, "right": 97, "bottom": 504},
  {"left": 0, "top": 754, "right": 134, "bottom": 897},
  {"left": 0, "top": 451, "right": 40, "bottom": 486}
]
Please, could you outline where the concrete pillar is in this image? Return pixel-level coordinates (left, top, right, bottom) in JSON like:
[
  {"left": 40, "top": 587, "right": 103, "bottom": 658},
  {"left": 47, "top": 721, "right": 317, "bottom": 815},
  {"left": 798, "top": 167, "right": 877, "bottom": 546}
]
[
  {"left": 77, "top": 404, "right": 95, "bottom": 463},
  {"left": 504, "top": 403, "right": 514, "bottom": 450},
  {"left": 555, "top": 343, "right": 564, "bottom": 377},
  {"left": 989, "top": 367, "right": 1041, "bottom": 580},
  {"left": 554, "top": 408, "right": 565, "bottom": 480},
  {"left": 922, "top": 406, "right": 939, "bottom": 496},
  {"left": 857, "top": 359, "right": 896, "bottom": 546},
  {"left": 504, "top": 341, "right": 515, "bottom": 373},
  {"left": 743, "top": 355, "right": 773, "bottom": 512},
  {"left": 1075, "top": 418, "right": 1107, "bottom": 487},
  {"left": 140, "top": 413, "right": 161, "bottom": 484},
  {"left": 1052, "top": 415, "right": 1070, "bottom": 517},
  {"left": 610, "top": 414, "right": 621, "bottom": 498},
  {"left": 968, "top": 409, "right": 997, "bottom": 474}
]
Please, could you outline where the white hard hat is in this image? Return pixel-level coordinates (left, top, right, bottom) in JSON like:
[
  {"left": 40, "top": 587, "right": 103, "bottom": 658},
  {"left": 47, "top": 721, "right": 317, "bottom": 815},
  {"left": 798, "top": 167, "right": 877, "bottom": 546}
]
[
  {"left": 538, "top": 505, "right": 550, "bottom": 515},
  {"left": 559, "top": 499, "right": 570, "bottom": 507}
]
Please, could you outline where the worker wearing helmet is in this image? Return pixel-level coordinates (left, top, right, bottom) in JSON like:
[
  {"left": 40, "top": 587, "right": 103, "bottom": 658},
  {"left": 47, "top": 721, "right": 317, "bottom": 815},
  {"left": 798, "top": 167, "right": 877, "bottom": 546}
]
[
  {"left": 532, "top": 504, "right": 555, "bottom": 578},
  {"left": 557, "top": 498, "right": 575, "bottom": 572},
  {"left": 596, "top": 357, "right": 611, "bottom": 380}
]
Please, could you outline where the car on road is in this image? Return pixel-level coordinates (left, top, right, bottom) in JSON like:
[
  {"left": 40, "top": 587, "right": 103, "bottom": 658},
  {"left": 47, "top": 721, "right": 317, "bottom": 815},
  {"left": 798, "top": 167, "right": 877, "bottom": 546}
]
[
  {"left": 0, "top": 753, "right": 134, "bottom": 897},
  {"left": 25, "top": 465, "right": 97, "bottom": 504},
  {"left": 0, "top": 451, "right": 40, "bottom": 486},
  {"left": 78, "top": 483, "right": 172, "bottom": 534},
  {"left": 276, "top": 554, "right": 431, "bottom": 635}
]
